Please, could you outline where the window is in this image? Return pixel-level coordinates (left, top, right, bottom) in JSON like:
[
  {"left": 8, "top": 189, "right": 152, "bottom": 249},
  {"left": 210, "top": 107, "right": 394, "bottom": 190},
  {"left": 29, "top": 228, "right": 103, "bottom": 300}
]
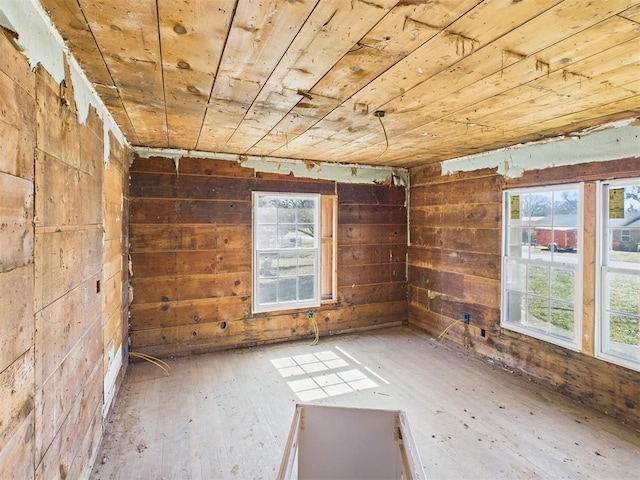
[
  {"left": 598, "top": 180, "right": 640, "bottom": 371},
  {"left": 502, "top": 185, "right": 582, "bottom": 350},
  {"left": 253, "top": 193, "right": 336, "bottom": 314}
]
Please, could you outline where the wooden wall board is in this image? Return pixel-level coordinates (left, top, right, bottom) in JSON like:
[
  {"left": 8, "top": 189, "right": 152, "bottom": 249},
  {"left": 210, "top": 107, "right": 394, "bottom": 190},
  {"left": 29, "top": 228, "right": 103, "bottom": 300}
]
[
  {"left": 35, "top": 68, "right": 81, "bottom": 169},
  {"left": 129, "top": 157, "right": 407, "bottom": 356},
  {"left": 34, "top": 273, "right": 101, "bottom": 386},
  {"left": 408, "top": 157, "right": 640, "bottom": 433},
  {"left": 0, "top": 28, "right": 132, "bottom": 480},
  {"left": 132, "top": 296, "right": 250, "bottom": 331},
  {"left": 0, "top": 172, "right": 33, "bottom": 271},
  {"left": 338, "top": 244, "right": 407, "bottom": 267},
  {"left": 409, "top": 226, "right": 500, "bottom": 256},
  {"left": 338, "top": 204, "right": 407, "bottom": 224},
  {"left": 35, "top": 318, "right": 102, "bottom": 464},
  {"left": 338, "top": 263, "right": 406, "bottom": 287},
  {"left": 0, "top": 413, "right": 34, "bottom": 480},
  {"left": 79, "top": 114, "right": 104, "bottom": 178},
  {"left": 0, "top": 266, "right": 34, "bottom": 373},
  {"left": 0, "top": 348, "right": 34, "bottom": 453},
  {"left": 176, "top": 200, "right": 251, "bottom": 224},
  {"left": 35, "top": 362, "right": 102, "bottom": 480},
  {"left": 337, "top": 183, "right": 405, "bottom": 205},
  {"left": 34, "top": 228, "right": 103, "bottom": 312},
  {"left": 102, "top": 271, "right": 123, "bottom": 325},
  {"left": 0, "top": 58, "right": 36, "bottom": 180},
  {"left": 338, "top": 224, "right": 408, "bottom": 246},
  {"left": 102, "top": 237, "right": 123, "bottom": 282},
  {"left": 130, "top": 300, "right": 406, "bottom": 358},
  {"left": 130, "top": 197, "right": 179, "bottom": 223},
  {"left": 338, "top": 282, "right": 406, "bottom": 306}
]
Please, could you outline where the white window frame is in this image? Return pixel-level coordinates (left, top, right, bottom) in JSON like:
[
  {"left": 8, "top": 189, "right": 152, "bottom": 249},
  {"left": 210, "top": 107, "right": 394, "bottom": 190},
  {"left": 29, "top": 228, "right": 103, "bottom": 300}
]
[
  {"left": 501, "top": 184, "right": 583, "bottom": 351},
  {"left": 596, "top": 179, "right": 640, "bottom": 372},
  {"left": 252, "top": 192, "right": 321, "bottom": 314}
]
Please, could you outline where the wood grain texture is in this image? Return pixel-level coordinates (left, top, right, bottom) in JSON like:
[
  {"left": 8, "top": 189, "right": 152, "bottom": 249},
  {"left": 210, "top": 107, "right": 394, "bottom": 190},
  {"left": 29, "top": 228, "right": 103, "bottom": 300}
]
[
  {"left": 40, "top": 0, "right": 640, "bottom": 166},
  {"left": 0, "top": 33, "right": 130, "bottom": 480},
  {"left": 407, "top": 158, "right": 640, "bottom": 435},
  {"left": 93, "top": 327, "right": 640, "bottom": 479},
  {"left": 129, "top": 155, "right": 407, "bottom": 356}
]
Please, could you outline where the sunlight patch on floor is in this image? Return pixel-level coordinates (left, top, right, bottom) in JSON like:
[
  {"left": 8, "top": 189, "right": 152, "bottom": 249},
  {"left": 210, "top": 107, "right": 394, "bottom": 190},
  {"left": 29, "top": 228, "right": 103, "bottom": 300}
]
[{"left": 270, "top": 347, "right": 383, "bottom": 401}]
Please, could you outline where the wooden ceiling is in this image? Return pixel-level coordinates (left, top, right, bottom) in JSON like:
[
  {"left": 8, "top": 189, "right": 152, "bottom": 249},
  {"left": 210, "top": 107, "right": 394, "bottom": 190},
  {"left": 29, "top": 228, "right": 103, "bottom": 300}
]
[{"left": 41, "top": 0, "right": 640, "bottom": 168}]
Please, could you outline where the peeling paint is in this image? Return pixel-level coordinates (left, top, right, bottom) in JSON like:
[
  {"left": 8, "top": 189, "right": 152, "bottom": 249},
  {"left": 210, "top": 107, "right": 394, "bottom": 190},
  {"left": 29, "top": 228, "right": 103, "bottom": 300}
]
[
  {"left": 134, "top": 147, "right": 410, "bottom": 187},
  {"left": 1, "top": 0, "right": 127, "bottom": 166},
  {"left": 442, "top": 121, "right": 640, "bottom": 178}
]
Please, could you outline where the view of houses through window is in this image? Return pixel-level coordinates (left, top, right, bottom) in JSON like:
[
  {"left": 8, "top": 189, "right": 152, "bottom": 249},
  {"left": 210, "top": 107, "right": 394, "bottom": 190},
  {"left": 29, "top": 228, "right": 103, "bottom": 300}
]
[
  {"left": 502, "top": 185, "right": 582, "bottom": 350},
  {"left": 502, "top": 180, "right": 640, "bottom": 372},
  {"left": 253, "top": 193, "right": 320, "bottom": 313},
  {"left": 600, "top": 180, "right": 640, "bottom": 371}
]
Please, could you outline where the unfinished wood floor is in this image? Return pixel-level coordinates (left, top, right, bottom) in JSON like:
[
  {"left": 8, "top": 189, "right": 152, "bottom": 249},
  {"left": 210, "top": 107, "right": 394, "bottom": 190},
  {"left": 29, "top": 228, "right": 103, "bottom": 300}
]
[{"left": 91, "top": 327, "right": 640, "bottom": 479}]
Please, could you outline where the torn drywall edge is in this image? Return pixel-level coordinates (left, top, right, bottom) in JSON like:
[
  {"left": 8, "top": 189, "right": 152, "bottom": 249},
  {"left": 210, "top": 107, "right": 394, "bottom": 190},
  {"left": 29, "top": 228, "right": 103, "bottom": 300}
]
[
  {"left": 134, "top": 147, "right": 410, "bottom": 187},
  {"left": 442, "top": 121, "right": 640, "bottom": 178},
  {"left": 0, "top": 0, "right": 65, "bottom": 82},
  {"left": 1, "top": 0, "right": 127, "bottom": 164}
]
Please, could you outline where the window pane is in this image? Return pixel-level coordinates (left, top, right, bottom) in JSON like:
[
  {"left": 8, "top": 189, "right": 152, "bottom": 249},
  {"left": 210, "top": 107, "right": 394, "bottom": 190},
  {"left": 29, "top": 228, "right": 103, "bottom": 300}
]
[
  {"left": 504, "top": 291, "right": 524, "bottom": 324},
  {"left": 600, "top": 180, "right": 640, "bottom": 369},
  {"left": 258, "top": 253, "right": 278, "bottom": 278},
  {"left": 607, "top": 313, "right": 639, "bottom": 358},
  {"left": 504, "top": 259, "right": 525, "bottom": 293},
  {"left": 278, "top": 252, "right": 298, "bottom": 277},
  {"left": 550, "top": 268, "right": 574, "bottom": 301},
  {"left": 277, "top": 199, "right": 296, "bottom": 223},
  {"left": 254, "top": 193, "right": 320, "bottom": 313},
  {"left": 259, "top": 278, "right": 277, "bottom": 304},
  {"left": 257, "top": 197, "right": 277, "bottom": 223},
  {"left": 257, "top": 225, "right": 277, "bottom": 249},
  {"left": 298, "top": 252, "right": 315, "bottom": 275},
  {"left": 527, "top": 265, "right": 549, "bottom": 296},
  {"left": 607, "top": 184, "right": 640, "bottom": 268},
  {"left": 550, "top": 300, "right": 574, "bottom": 338},
  {"left": 527, "top": 296, "right": 549, "bottom": 328},
  {"left": 275, "top": 224, "right": 293, "bottom": 248},
  {"left": 278, "top": 277, "right": 297, "bottom": 302},
  {"left": 503, "top": 186, "right": 580, "bottom": 349},
  {"left": 299, "top": 275, "right": 315, "bottom": 300},
  {"left": 607, "top": 272, "right": 640, "bottom": 315},
  {"left": 298, "top": 224, "right": 315, "bottom": 248}
]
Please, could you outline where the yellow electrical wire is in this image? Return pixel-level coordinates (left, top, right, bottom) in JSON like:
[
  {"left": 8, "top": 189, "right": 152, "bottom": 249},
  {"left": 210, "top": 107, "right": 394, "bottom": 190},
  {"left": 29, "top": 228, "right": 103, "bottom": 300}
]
[
  {"left": 309, "top": 311, "right": 319, "bottom": 346},
  {"left": 129, "top": 351, "right": 171, "bottom": 376},
  {"left": 437, "top": 319, "right": 463, "bottom": 341}
]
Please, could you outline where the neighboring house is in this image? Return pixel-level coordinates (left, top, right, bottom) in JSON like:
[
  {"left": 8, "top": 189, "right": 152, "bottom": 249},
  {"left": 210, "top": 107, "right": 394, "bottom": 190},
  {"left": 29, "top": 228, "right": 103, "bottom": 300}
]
[
  {"left": 611, "top": 211, "right": 640, "bottom": 252},
  {"left": 534, "top": 214, "right": 578, "bottom": 251}
]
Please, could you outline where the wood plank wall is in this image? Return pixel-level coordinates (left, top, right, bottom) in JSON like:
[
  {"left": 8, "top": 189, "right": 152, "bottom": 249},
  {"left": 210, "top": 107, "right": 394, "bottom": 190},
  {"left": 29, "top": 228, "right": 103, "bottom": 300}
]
[
  {"left": 128, "top": 156, "right": 407, "bottom": 357},
  {"left": 0, "top": 32, "right": 130, "bottom": 479},
  {"left": 408, "top": 158, "right": 640, "bottom": 431}
]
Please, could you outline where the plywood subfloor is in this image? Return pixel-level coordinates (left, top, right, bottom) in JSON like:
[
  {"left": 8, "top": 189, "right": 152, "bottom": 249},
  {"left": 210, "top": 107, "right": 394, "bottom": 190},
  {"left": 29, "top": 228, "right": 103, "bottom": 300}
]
[{"left": 91, "top": 327, "right": 640, "bottom": 479}]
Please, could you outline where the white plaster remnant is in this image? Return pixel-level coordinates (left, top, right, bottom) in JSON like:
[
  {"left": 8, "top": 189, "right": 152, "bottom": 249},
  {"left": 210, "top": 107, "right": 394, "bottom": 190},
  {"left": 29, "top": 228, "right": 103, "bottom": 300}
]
[
  {"left": 134, "top": 147, "right": 409, "bottom": 187},
  {"left": 442, "top": 121, "right": 640, "bottom": 178},
  {"left": 1, "top": 0, "right": 127, "bottom": 166}
]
